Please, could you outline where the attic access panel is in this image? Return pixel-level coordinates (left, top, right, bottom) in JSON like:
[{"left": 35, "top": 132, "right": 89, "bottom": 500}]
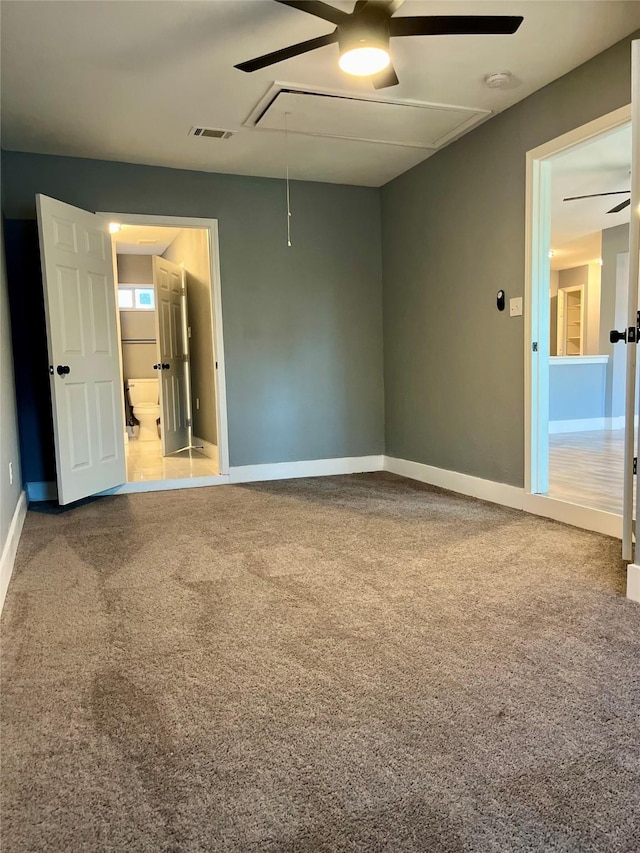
[{"left": 249, "top": 87, "right": 491, "bottom": 150}]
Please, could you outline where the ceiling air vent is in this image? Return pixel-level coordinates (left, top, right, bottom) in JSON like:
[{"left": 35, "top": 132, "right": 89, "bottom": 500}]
[{"left": 189, "top": 126, "right": 235, "bottom": 140}]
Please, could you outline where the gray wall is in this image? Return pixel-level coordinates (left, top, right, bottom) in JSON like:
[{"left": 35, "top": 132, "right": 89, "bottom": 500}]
[
  {"left": 117, "top": 254, "right": 158, "bottom": 381},
  {"left": 162, "top": 230, "right": 217, "bottom": 446},
  {"left": 119, "top": 311, "right": 157, "bottom": 382},
  {"left": 1, "top": 154, "right": 384, "bottom": 476},
  {"left": 0, "top": 224, "right": 22, "bottom": 553},
  {"left": 117, "top": 254, "right": 153, "bottom": 284},
  {"left": 381, "top": 32, "right": 637, "bottom": 487}
]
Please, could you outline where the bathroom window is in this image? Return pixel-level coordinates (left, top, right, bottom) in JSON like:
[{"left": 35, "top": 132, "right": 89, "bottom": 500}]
[{"left": 118, "top": 286, "right": 155, "bottom": 311}]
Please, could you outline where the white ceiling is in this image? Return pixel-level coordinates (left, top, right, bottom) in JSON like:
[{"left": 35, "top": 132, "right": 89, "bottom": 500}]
[
  {"left": 113, "top": 225, "right": 181, "bottom": 256},
  {"left": 1, "top": 1, "right": 639, "bottom": 187},
  {"left": 550, "top": 123, "right": 631, "bottom": 269}
]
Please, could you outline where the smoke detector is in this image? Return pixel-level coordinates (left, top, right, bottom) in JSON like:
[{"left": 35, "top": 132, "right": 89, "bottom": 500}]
[
  {"left": 484, "top": 71, "right": 512, "bottom": 89},
  {"left": 189, "top": 126, "right": 235, "bottom": 140}
]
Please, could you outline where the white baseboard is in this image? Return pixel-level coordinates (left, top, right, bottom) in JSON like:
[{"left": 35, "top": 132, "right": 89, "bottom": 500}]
[
  {"left": 25, "top": 456, "right": 384, "bottom": 501},
  {"left": 229, "top": 455, "right": 384, "bottom": 485},
  {"left": 548, "top": 416, "right": 633, "bottom": 434},
  {"left": 192, "top": 436, "right": 219, "bottom": 466},
  {"left": 550, "top": 417, "right": 608, "bottom": 434},
  {"left": 627, "top": 563, "right": 640, "bottom": 603},
  {"left": 383, "top": 456, "right": 624, "bottom": 539},
  {"left": 0, "top": 491, "right": 27, "bottom": 614},
  {"left": 104, "top": 475, "right": 230, "bottom": 495},
  {"left": 22, "top": 455, "right": 627, "bottom": 546},
  {"left": 522, "top": 493, "right": 622, "bottom": 539},
  {"left": 383, "top": 456, "right": 524, "bottom": 510}
]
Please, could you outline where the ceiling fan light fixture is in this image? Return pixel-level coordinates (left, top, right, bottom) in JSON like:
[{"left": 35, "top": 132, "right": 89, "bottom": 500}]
[
  {"left": 338, "top": 21, "right": 390, "bottom": 77},
  {"left": 339, "top": 45, "right": 390, "bottom": 76}
]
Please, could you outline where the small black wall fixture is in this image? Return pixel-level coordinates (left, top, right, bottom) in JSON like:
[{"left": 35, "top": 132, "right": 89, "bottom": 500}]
[{"left": 496, "top": 290, "right": 505, "bottom": 312}]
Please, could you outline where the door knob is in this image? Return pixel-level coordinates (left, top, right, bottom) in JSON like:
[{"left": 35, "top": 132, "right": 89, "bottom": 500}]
[
  {"left": 610, "top": 329, "right": 627, "bottom": 344},
  {"left": 56, "top": 365, "right": 70, "bottom": 376},
  {"left": 153, "top": 363, "right": 160, "bottom": 370},
  {"left": 162, "top": 363, "right": 170, "bottom": 370}
]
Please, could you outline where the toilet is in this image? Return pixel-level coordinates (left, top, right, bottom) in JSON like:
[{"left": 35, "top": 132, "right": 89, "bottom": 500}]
[{"left": 127, "top": 378, "right": 160, "bottom": 441}]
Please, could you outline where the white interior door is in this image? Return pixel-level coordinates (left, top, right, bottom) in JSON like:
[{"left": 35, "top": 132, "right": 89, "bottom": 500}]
[
  {"left": 36, "top": 194, "right": 125, "bottom": 505},
  {"left": 152, "top": 256, "right": 189, "bottom": 455},
  {"left": 624, "top": 40, "right": 640, "bottom": 561}
]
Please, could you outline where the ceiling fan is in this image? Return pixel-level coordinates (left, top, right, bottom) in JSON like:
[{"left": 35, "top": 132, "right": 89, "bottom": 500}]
[
  {"left": 563, "top": 190, "right": 631, "bottom": 214},
  {"left": 235, "top": 0, "right": 524, "bottom": 90}
]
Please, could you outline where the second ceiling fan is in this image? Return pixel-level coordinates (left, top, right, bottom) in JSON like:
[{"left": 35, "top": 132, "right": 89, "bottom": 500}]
[
  {"left": 235, "top": 0, "right": 524, "bottom": 90},
  {"left": 563, "top": 190, "right": 631, "bottom": 215}
]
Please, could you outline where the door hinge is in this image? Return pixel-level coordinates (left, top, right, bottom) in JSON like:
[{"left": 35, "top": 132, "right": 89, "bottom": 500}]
[
  {"left": 215, "top": 361, "right": 218, "bottom": 369},
  {"left": 634, "top": 457, "right": 637, "bottom": 476},
  {"left": 532, "top": 342, "right": 538, "bottom": 353},
  {"left": 181, "top": 287, "right": 186, "bottom": 296},
  {"left": 186, "top": 418, "right": 192, "bottom": 428}
]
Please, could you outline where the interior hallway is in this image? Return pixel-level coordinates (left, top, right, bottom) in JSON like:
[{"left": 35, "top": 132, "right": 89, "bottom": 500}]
[{"left": 2, "top": 473, "right": 639, "bottom": 852}]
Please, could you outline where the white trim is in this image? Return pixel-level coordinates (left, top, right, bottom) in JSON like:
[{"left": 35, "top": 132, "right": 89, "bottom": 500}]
[
  {"left": 524, "top": 104, "right": 632, "bottom": 525},
  {"left": 244, "top": 81, "right": 492, "bottom": 151},
  {"left": 26, "top": 456, "right": 384, "bottom": 500},
  {"left": 192, "top": 436, "right": 219, "bottom": 465},
  {"left": 97, "top": 212, "right": 230, "bottom": 477},
  {"left": 550, "top": 355, "right": 609, "bottom": 366},
  {"left": 384, "top": 456, "right": 624, "bottom": 539},
  {"left": 0, "top": 491, "right": 27, "bottom": 614},
  {"left": 103, "top": 475, "right": 230, "bottom": 495},
  {"left": 229, "top": 455, "right": 384, "bottom": 484},
  {"left": 627, "top": 563, "right": 640, "bottom": 603},
  {"left": 383, "top": 456, "right": 524, "bottom": 510},
  {"left": 27, "top": 456, "right": 626, "bottom": 545},
  {"left": 522, "top": 493, "right": 621, "bottom": 539},
  {"left": 549, "top": 417, "right": 615, "bottom": 434}
]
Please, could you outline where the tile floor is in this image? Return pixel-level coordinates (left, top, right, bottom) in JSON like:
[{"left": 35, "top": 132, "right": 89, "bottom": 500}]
[
  {"left": 125, "top": 439, "right": 219, "bottom": 482},
  {"left": 548, "top": 429, "right": 626, "bottom": 515}
]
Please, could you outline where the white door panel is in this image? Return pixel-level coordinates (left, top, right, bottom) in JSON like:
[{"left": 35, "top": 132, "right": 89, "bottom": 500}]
[
  {"left": 623, "top": 40, "right": 640, "bottom": 560},
  {"left": 153, "top": 256, "right": 189, "bottom": 455},
  {"left": 37, "top": 194, "right": 126, "bottom": 504}
]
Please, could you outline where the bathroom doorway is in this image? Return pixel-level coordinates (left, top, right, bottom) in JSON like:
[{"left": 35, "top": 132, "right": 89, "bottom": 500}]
[{"left": 109, "top": 217, "right": 228, "bottom": 484}]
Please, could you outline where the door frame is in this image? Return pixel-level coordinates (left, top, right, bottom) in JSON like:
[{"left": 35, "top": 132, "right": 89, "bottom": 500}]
[
  {"left": 523, "top": 104, "right": 631, "bottom": 538},
  {"left": 99, "top": 212, "right": 230, "bottom": 478}
]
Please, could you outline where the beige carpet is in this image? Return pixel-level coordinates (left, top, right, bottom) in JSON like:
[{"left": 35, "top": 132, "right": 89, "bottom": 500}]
[{"left": 2, "top": 472, "right": 639, "bottom": 852}]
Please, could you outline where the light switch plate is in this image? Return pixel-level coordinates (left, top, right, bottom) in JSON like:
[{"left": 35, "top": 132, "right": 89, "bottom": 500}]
[{"left": 510, "top": 297, "right": 523, "bottom": 317}]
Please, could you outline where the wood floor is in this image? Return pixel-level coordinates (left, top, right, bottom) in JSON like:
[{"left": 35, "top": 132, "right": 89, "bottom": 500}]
[{"left": 548, "top": 429, "right": 626, "bottom": 515}]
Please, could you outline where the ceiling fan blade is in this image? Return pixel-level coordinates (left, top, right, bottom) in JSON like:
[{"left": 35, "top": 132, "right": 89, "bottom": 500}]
[
  {"left": 354, "top": 0, "right": 405, "bottom": 15},
  {"left": 607, "top": 198, "right": 632, "bottom": 214},
  {"left": 274, "top": 0, "right": 349, "bottom": 25},
  {"left": 235, "top": 31, "right": 338, "bottom": 72},
  {"left": 372, "top": 62, "right": 400, "bottom": 89},
  {"left": 563, "top": 191, "right": 630, "bottom": 201},
  {"left": 390, "top": 15, "right": 524, "bottom": 38}
]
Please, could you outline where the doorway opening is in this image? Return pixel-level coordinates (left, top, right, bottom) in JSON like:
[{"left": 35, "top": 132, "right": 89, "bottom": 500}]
[
  {"left": 112, "top": 223, "right": 220, "bottom": 483},
  {"left": 103, "top": 212, "right": 230, "bottom": 489},
  {"left": 546, "top": 123, "right": 633, "bottom": 515},
  {"left": 525, "top": 104, "right": 633, "bottom": 539}
]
